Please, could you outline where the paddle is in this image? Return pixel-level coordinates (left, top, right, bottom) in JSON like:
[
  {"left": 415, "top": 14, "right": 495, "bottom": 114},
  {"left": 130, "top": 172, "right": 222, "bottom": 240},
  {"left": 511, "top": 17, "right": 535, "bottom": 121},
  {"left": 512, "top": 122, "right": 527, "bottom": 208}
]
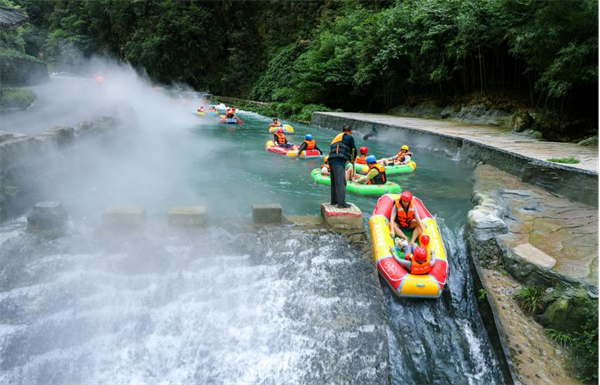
[{"left": 236, "top": 115, "right": 244, "bottom": 125}]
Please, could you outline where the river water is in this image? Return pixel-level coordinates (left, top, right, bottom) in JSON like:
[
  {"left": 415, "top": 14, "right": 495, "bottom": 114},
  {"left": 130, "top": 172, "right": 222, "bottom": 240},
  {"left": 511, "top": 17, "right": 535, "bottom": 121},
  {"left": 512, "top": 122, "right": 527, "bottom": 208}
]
[{"left": 0, "top": 77, "right": 505, "bottom": 384}]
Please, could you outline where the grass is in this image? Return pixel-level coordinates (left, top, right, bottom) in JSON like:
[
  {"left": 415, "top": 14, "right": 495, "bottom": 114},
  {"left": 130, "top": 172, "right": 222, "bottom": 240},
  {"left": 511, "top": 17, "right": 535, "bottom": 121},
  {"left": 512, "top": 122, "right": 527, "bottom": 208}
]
[
  {"left": 478, "top": 288, "right": 487, "bottom": 301},
  {"left": 0, "top": 88, "right": 36, "bottom": 109},
  {"left": 514, "top": 285, "right": 546, "bottom": 314},
  {"left": 546, "top": 328, "right": 572, "bottom": 347},
  {"left": 547, "top": 157, "right": 580, "bottom": 164}
]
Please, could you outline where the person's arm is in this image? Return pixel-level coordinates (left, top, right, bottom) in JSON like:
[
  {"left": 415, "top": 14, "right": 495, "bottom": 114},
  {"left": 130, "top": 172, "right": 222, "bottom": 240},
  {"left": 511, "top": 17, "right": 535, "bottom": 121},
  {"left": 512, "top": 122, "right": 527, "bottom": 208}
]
[
  {"left": 356, "top": 168, "right": 378, "bottom": 184},
  {"left": 315, "top": 145, "right": 322, "bottom": 155},
  {"left": 296, "top": 142, "right": 307, "bottom": 157},
  {"left": 347, "top": 135, "right": 357, "bottom": 162},
  {"left": 273, "top": 134, "right": 278, "bottom": 142}
]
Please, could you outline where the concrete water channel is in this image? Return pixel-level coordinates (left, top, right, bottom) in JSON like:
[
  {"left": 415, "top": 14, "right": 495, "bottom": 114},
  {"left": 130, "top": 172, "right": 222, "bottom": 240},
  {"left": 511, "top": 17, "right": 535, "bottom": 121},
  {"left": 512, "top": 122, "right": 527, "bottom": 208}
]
[{"left": 0, "top": 76, "right": 549, "bottom": 384}]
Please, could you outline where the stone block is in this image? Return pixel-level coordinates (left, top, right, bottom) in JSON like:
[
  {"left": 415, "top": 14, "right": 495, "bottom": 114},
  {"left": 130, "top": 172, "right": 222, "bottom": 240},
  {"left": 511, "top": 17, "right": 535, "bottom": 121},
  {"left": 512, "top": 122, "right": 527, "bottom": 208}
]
[
  {"left": 36, "top": 126, "right": 74, "bottom": 147},
  {"left": 169, "top": 206, "right": 206, "bottom": 226},
  {"left": 27, "top": 201, "right": 68, "bottom": 234},
  {"left": 102, "top": 207, "right": 146, "bottom": 227},
  {"left": 252, "top": 204, "right": 282, "bottom": 224},
  {"left": 513, "top": 243, "right": 557, "bottom": 269},
  {"left": 321, "top": 203, "right": 363, "bottom": 229}
]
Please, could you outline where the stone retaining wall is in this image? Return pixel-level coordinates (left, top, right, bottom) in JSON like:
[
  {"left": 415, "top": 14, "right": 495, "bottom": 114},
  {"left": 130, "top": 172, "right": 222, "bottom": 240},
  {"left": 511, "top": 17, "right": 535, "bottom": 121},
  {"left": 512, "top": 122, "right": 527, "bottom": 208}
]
[{"left": 312, "top": 113, "right": 598, "bottom": 206}]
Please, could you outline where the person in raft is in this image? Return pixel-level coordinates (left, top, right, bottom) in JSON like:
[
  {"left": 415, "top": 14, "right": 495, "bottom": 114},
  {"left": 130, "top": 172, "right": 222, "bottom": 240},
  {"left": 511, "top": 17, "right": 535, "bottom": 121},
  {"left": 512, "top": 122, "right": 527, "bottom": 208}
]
[
  {"left": 296, "top": 134, "right": 322, "bottom": 157},
  {"left": 270, "top": 118, "right": 282, "bottom": 127},
  {"left": 197, "top": 105, "right": 205, "bottom": 112},
  {"left": 274, "top": 128, "right": 293, "bottom": 149},
  {"left": 328, "top": 125, "right": 358, "bottom": 209},
  {"left": 394, "top": 239, "right": 436, "bottom": 275},
  {"left": 353, "top": 156, "right": 387, "bottom": 185},
  {"left": 382, "top": 145, "right": 412, "bottom": 166},
  {"left": 225, "top": 106, "right": 237, "bottom": 118},
  {"left": 321, "top": 155, "right": 354, "bottom": 181},
  {"left": 391, "top": 191, "right": 425, "bottom": 245},
  {"left": 354, "top": 146, "right": 369, "bottom": 164},
  {"left": 209, "top": 106, "right": 218, "bottom": 113}
]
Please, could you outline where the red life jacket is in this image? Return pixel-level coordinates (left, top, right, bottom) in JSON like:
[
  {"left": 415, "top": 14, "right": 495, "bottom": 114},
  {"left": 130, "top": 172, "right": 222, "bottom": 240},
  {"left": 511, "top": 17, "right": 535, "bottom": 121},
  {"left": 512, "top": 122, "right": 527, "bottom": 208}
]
[
  {"left": 410, "top": 254, "right": 432, "bottom": 275},
  {"left": 395, "top": 199, "right": 415, "bottom": 227},
  {"left": 367, "top": 163, "right": 386, "bottom": 185}
]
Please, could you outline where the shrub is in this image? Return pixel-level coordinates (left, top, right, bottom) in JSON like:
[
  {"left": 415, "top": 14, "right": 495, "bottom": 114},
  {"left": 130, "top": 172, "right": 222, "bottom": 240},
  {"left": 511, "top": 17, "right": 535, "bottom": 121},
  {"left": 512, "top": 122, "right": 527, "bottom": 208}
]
[
  {"left": 0, "top": 88, "right": 36, "bottom": 109},
  {"left": 547, "top": 157, "right": 580, "bottom": 164},
  {"left": 514, "top": 285, "right": 546, "bottom": 314}
]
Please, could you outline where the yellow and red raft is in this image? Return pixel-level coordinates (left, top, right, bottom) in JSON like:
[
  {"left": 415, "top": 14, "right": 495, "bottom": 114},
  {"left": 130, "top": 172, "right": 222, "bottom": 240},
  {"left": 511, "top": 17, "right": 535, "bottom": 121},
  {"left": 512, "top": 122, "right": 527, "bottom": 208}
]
[{"left": 369, "top": 194, "right": 448, "bottom": 299}]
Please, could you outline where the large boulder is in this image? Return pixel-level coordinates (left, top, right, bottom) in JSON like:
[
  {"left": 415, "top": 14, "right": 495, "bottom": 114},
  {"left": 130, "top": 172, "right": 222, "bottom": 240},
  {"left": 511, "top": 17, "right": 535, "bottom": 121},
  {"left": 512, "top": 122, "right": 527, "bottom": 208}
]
[
  {"left": 537, "top": 288, "right": 593, "bottom": 333},
  {"left": 512, "top": 111, "right": 534, "bottom": 133}
]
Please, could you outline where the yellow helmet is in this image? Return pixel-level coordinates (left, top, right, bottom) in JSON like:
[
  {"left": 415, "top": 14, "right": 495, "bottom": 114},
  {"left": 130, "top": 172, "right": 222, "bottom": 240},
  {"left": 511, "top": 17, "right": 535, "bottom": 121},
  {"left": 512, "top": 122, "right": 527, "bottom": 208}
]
[
  {"left": 401, "top": 145, "right": 409, "bottom": 151},
  {"left": 324, "top": 156, "right": 329, "bottom": 163}
]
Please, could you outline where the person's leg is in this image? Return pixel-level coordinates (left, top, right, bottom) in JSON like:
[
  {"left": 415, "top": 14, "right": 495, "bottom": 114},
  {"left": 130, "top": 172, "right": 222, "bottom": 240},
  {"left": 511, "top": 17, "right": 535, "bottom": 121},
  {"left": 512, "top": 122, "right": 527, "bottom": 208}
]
[
  {"left": 332, "top": 163, "right": 347, "bottom": 206},
  {"left": 330, "top": 164, "right": 338, "bottom": 205}
]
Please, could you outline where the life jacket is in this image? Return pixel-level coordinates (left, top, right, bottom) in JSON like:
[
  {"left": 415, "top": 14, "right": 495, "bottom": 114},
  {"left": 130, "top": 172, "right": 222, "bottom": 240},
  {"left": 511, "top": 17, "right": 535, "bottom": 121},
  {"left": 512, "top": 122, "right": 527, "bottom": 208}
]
[
  {"left": 355, "top": 155, "right": 367, "bottom": 164},
  {"left": 367, "top": 163, "right": 386, "bottom": 185},
  {"left": 275, "top": 132, "right": 286, "bottom": 145},
  {"left": 269, "top": 123, "right": 280, "bottom": 127},
  {"left": 321, "top": 163, "right": 330, "bottom": 172},
  {"left": 329, "top": 133, "right": 353, "bottom": 161},
  {"left": 410, "top": 253, "right": 432, "bottom": 275},
  {"left": 397, "top": 151, "right": 413, "bottom": 163},
  {"left": 395, "top": 199, "right": 415, "bottom": 228},
  {"left": 304, "top": 139, "right": 316, "bottom": 150}
]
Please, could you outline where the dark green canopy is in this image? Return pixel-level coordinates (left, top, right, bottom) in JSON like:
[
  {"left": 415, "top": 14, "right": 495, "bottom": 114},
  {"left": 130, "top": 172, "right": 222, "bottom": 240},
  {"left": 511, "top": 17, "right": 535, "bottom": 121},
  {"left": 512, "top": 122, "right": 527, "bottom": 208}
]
[{"left": 0, "top": 6, "right": 27, "bottom": 30}]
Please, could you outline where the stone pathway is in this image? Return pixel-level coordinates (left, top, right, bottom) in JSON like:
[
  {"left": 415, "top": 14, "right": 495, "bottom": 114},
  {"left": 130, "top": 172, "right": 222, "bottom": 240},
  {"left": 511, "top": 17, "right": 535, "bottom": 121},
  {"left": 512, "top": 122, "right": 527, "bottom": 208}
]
[
  {"left": 316, "top": 112, "right": 598, "bottom": 173},
  {"left": 481, "top": 268, "right": 580, "bottom": 385},
  {"left": 476, "top": 165, "right": 598, "bottom": 287}
]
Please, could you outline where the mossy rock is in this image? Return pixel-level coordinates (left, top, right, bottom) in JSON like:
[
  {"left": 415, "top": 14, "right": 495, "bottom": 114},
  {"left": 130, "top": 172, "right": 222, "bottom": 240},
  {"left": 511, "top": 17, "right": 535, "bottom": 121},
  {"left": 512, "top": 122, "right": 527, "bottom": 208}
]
[{"left": 538, "top": 288, "right": 594, "bottom": 333}]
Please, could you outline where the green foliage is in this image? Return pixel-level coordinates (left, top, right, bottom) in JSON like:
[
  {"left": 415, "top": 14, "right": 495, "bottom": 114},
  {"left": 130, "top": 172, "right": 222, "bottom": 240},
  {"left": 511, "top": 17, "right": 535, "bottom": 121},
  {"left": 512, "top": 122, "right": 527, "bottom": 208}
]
[
  {"left": 547, "top": 157, "right": 580, "bottom": 164},
  {"left": 545, "top": 328, "right": 572, "bottom": 347},
  {"left": 478, "top": 288, "right": 487, "bottom": 301},
  {"left": 570, "top": 300, "right": 599, "bottom": 383},
  {"left": 0, "top": 88, "right": 36, "bottom": 109},
  {"left": 514, "top": 285, "right": 546, "bottom": 314}
]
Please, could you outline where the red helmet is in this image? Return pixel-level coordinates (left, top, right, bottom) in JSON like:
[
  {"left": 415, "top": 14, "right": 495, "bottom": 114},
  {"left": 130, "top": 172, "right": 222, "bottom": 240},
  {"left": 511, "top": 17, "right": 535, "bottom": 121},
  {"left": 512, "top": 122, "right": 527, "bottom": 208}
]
[
  {"left": 277, "top": 128, "right": 284, "bottom": 134},
  {"left": 414, "top": 246, "right": 428, "bottom": 262},
  {"left": 359, "top": 146, "right": 369, "bottom": 155},
  {"left": 420, "top": 235, "right": 430, "bottom": 246},
  {"left": 400, "top": 191, "right": 413, "bottom": 202}
]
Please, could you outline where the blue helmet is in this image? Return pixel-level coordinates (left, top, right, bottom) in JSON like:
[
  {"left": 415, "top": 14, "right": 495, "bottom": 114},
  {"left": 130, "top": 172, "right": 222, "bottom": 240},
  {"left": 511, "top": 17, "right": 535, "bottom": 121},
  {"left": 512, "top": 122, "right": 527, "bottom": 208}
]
[
  {"left": 305, "top": 134, "right": 313, "bottom": 140},
  {"left": 366, "top": 155, "right": 377, "bottom": 164}
]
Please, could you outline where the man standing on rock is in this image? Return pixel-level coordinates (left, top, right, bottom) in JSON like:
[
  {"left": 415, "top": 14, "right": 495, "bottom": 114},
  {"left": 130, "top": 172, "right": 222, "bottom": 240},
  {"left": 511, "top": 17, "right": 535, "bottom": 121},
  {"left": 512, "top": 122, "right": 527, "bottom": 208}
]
[{"left": 328, "top": 125, "right": 358, "bottom": 208}]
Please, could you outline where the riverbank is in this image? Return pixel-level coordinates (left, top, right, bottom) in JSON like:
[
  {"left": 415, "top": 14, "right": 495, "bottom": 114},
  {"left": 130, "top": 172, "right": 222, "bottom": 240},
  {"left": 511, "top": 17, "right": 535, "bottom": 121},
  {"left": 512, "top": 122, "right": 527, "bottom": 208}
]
[
  {"left": 313, "top": 112, "right": 598, "bottom": 383},
  {"left": 312, "top": 112, "right": 598, "bottom": 206}
]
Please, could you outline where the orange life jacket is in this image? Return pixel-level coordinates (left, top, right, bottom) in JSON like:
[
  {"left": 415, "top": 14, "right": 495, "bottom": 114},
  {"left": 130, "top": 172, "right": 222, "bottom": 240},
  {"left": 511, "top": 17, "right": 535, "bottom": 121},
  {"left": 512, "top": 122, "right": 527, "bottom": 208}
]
[
  {"left": 329, "top": 133, "right": 352, "bottom": 161},
  {"left": 410, "top": 254, "right": 432, "bottom": 275},
  {"left": 367, "top": 163, "right": 386, "bottom": 185},
  {"left": 355, "top": 155, "right": 367, "bottom": 164},
  {"left": 275, "top": 132, "right": 287, "bottom": 144},
  {"left": 395, "top": 199, "right": 415, "bottom": 227},
  {"left": 396, "top": 151, "right": 413, "bottom": 163},
  {"left": 269, "top": 123, "right": 280, "bottom": 127},
  {"left": 304, "top": 139, "right": 316, "bottom": 150}
]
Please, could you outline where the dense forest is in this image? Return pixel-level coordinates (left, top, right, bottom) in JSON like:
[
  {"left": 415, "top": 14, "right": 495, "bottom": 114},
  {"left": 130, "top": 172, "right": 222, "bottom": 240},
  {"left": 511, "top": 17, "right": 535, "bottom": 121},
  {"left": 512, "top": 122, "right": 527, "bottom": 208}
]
[{"left": 3, "top": 0, "right": 598, "bottom": 135}]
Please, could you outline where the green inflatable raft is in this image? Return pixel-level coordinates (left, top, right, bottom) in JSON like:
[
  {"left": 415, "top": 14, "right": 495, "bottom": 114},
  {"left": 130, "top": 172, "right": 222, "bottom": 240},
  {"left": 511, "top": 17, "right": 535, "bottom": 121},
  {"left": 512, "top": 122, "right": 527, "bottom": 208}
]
[
  {"left": 311, "top": 168, "right": 402, "bottom": 196},
  {"left": 354, "top": 160, "right": 417, "bottom": 176}
]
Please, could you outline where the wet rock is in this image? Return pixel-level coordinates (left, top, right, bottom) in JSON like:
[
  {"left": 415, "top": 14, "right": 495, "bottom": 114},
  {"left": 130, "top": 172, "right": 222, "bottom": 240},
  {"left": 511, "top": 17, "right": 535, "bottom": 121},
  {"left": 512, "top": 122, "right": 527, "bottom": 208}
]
[
  {"left": 35, "top": 126, "right": 75, "bottom": 147},
  {"left": 512, "top": 112, "right": 534, "bottom": 133},
  {"left": 27, "top": 201, "right": 68, "bottom": 235},
  {"left": 252, "top": 203, "right": 282, "bottom": 224},
  {"left": 74, "top": 121, "right": 95, "bottom": 136},
  {"left": 578, "top": 135, "right": 598, "bottom": 146},
  {"left": 532, "top": 130, "right": 543, "bottom": 139},
  {"left": 538, "top": 288, "right": 591, "bottom": 333}
]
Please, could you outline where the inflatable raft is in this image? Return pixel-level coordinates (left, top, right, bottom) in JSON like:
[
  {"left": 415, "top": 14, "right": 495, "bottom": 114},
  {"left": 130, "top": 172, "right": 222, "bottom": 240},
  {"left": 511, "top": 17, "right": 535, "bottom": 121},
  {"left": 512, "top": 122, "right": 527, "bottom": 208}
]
[
  {"left": 311, "top": 169, "right": 401, "bottom": 196},
  {"left": 265, "top": 141, "right": 321, "bottom": 158},
  {"left": 356, "top": 160, "right": 417, "bottom": 176},
  {"left": 220, "top": 116, "right": 243, "bottom": 125},
  {"left": 369, "top": 194, "right": 448, "bottom": 298},
  {"left": 268, "top": 124, "right": 295, "bottom": 133}
]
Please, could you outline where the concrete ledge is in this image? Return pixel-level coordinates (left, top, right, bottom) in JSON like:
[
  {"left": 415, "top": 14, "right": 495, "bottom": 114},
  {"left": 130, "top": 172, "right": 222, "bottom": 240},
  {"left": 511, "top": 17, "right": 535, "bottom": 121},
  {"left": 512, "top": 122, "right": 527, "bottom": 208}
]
[
  {"left": 321, "top": 203, "right": 363, "bottom": 229},
  {"left": 313, "top": 112, "right": 598, "bottom": 206},
  {"left": 169, "top": 206, "right": 206, "bottom": 226},
  {"left": 252, "top": 204, "right": 282, "bottom": 224},
  {"left": 102, "top": 207, "right": 146, "bottom": 227}
]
